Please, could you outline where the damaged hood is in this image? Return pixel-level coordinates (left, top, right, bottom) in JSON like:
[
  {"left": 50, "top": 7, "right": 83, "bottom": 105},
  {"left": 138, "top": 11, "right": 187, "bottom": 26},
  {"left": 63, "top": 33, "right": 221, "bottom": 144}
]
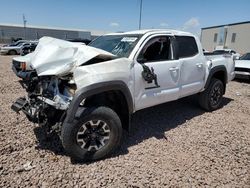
[{"left": 22, "top": 37, "right": 116, "bottom": 76}]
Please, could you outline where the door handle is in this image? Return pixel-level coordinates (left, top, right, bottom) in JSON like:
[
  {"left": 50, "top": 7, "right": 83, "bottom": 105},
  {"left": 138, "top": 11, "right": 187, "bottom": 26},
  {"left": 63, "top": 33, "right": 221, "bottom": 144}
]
[
  {"left": 196, "top": 63, "right": 203, "bottom": 68},
  {"left": 169, "top": 67, "right": 179, "bottom": 71}
]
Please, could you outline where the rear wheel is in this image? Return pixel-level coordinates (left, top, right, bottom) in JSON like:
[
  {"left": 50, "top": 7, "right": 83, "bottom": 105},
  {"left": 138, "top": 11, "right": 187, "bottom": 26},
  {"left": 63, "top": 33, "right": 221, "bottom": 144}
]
[
  {"left": 8, "top": 50, "right": 17, "bottom": 55},
  {"left": 199, "top": 78, "right": 224, "bottom": 111},
  {"left": 61, "top": 106, "right": 122, "bottom": 161}
]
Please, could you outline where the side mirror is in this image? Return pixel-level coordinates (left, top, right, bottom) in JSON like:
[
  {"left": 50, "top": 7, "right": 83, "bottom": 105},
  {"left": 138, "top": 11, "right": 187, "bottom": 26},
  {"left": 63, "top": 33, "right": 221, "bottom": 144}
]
[
  {"left": 137, "top": 57, "right": 147, "bottom": 64},
  {"left": 137, "top": 52, "right": 147, "bottom": 63}
]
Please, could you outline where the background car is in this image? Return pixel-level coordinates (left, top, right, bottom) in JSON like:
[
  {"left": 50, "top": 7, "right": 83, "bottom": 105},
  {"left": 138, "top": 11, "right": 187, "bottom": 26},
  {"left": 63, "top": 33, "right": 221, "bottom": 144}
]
[
  {"left": 67, "top": 38, "right": 91, "bottom": 45},
  {"left": 20, "top": 42, "right": 38, "bottom": 56},
  {"left": 2, "top": 40, "right": 28, "bottom": 47},
  {"left": 0, "top": 42, "right": 35, "bottom": 55},
  {"left": 203, "top": 49, "right": 241, "bottom": 60},
  {"left": 234, "top": 52, "right": 250, "bottom": 80},
  {"left": 212, "top": 49, "right": 241, "bottom": 59}
]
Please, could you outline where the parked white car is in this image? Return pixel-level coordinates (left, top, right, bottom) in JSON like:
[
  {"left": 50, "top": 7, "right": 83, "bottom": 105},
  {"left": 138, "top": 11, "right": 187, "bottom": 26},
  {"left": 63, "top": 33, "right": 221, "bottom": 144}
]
[
  {"left": 2, "top": 40, "right": 28, "bottom": 47},
  {"left": 235, "top": 53, "right": 250, "bottom": 80},
  {"left": 0, "top": 42, "right": 34, "bottom": 55}
]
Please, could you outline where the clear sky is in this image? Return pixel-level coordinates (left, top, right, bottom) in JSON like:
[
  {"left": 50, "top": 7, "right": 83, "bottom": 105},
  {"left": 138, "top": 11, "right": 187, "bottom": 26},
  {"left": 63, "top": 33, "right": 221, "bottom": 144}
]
[{"left": 0, "top": 0, "right": 249, "bottom": 35}]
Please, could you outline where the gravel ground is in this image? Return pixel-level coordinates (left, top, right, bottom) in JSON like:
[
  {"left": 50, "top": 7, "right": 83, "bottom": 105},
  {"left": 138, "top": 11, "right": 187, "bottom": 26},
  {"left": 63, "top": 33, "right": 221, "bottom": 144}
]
[{"left": 0, "top": 55, "right": 250, "bottom": 187}]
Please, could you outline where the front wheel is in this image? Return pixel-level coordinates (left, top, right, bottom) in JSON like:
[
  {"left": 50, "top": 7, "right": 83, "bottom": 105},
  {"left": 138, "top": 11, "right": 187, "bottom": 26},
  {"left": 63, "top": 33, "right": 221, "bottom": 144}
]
[
  {"left": 61, "top": 106, "right": 122, "bottom": 161},
  {"left": 199, "top": 78, "right": 224, "bottom": 111}
]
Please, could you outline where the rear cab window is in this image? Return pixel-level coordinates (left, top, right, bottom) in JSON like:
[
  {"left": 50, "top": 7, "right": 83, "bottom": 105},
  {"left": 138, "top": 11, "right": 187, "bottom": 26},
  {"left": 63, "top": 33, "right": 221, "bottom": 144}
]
[{"left": 175, "top": 36, "right": 198, "bottom": 58}]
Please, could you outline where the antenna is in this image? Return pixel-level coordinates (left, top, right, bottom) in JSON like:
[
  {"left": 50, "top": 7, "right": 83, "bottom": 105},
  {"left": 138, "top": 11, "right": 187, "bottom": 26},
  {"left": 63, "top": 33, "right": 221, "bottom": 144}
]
[
  {"left": 23, "top": 14, "right": 27, "bottom": 39},
  {"left": 139, "top": 0, "right": 143, "bottom": 30}
]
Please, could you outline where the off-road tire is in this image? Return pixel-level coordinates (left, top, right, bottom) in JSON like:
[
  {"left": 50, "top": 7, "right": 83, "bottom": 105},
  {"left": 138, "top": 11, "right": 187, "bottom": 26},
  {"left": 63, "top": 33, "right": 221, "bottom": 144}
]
[
  {"left": 199, "top": 78, "right": 224, "bottom": 111},
  {"left": 61, "top": 106, "right": 122, "bottom": 162}
]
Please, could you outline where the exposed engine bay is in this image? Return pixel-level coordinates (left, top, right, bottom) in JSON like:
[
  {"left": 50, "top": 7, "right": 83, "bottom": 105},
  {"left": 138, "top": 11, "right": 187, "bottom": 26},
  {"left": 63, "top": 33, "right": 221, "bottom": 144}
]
[{"left": 12, "top": 69, "right": 76, "bottom": 132}]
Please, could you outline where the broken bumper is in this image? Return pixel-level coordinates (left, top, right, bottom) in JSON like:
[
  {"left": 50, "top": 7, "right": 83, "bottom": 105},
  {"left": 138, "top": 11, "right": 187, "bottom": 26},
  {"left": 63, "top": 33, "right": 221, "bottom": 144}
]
[
  {"left": 11, "top": 97, "right": 29, "bottom": 114},
  {"left": 11, "top": 97, "right": 39, "bottom": 123}
]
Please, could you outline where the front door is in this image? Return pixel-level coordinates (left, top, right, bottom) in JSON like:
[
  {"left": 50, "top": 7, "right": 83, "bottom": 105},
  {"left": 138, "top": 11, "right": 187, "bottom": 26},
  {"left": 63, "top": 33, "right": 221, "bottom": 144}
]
[{"left": 133, "top": 35, "right": 181, "bottom": 111}]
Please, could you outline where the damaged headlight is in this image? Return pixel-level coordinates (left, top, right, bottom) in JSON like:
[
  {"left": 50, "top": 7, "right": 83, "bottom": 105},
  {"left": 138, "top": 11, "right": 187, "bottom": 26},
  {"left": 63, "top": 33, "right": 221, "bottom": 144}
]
[{"left": 20, "top": 62, "right": 26, "bottom": 71}]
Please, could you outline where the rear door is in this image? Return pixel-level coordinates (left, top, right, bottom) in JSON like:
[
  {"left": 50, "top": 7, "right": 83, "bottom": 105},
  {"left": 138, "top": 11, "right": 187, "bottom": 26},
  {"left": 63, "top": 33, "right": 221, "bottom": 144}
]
[{"left": 175, "top": 36, "right": 206, "bottom": 97}]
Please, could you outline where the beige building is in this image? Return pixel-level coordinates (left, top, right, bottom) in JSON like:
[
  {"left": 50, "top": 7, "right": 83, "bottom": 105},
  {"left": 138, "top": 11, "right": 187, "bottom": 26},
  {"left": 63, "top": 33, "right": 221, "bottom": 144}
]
[
  {"left": 201, "top": 21, "right": 250, "bottom": 54},
  {"left": 0, "top": 23, "right": 109, "bottom": 43}
]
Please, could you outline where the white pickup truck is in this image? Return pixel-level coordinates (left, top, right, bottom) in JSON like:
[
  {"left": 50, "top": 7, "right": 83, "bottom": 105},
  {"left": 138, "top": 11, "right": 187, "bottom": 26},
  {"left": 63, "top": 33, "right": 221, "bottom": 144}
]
[{"left": 11, "top": 29, "right": 235, "bottom": 161}]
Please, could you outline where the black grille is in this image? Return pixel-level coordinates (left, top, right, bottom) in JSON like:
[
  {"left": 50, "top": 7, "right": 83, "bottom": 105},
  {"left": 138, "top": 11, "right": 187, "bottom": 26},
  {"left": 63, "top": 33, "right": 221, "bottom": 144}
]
[{"left": 235, "top": 67, "right": 250, "bottom": 72}]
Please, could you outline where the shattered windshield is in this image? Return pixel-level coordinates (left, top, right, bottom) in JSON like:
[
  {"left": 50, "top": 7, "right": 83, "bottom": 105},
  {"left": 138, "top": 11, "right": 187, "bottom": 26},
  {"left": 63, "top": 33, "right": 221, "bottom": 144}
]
[{"left": 89, "top": 34, "right": 142, "bottom": 58}]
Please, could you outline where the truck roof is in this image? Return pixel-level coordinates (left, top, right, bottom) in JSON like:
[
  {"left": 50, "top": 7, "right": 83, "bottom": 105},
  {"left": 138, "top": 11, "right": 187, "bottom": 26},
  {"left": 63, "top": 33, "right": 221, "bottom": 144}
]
[{"left": 106, "top": 29, "right": 193, "bottom": 36}]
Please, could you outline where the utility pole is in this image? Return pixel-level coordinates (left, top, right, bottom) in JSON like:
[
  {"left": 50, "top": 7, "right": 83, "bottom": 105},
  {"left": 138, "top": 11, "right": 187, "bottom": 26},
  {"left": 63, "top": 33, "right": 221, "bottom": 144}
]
[
  {"left": 139, "top": 0, "right": 143, "bottom": 30},
  {"left": 23, "top": 14, "right": 27, "bottom": 39}
]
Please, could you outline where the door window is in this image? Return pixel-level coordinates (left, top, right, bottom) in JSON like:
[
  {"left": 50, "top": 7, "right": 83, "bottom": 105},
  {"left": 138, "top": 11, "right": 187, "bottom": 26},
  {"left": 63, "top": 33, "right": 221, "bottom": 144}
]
[
  {"left": 137, "top": 36, "right": 173, "bottom": 63},
  {"left": 175, "top": 36, "right": 198, "bottom": 58}
]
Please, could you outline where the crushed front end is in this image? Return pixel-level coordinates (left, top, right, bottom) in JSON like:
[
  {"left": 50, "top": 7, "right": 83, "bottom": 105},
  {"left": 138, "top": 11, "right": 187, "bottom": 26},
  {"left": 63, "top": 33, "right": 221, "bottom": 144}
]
[{"left": 11, "top": 59, "right": 76, "bottom": 133}]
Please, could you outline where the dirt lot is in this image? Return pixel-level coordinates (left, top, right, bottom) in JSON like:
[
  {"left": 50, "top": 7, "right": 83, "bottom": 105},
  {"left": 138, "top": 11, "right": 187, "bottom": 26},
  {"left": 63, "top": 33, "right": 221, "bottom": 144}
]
[{"left": 0, "top": 55, "right": 249, "bottom": 187}]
